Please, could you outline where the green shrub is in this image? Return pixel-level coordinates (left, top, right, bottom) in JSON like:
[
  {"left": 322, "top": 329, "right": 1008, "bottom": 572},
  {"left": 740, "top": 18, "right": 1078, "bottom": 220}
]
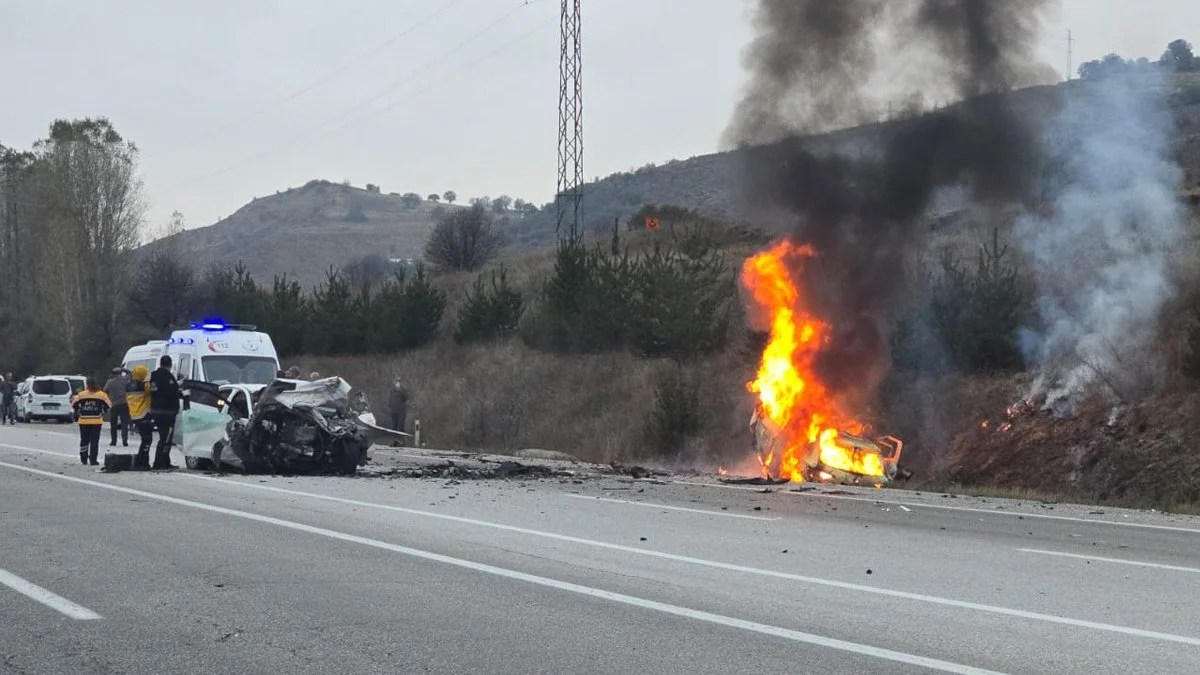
[
  {"left": 893, "top": 229, "right": 1029, "bottom": 375},
  {"left": 454, "top": 267, "right": 524, "bottom": 344},
  {"left": 643, "top": 368, "right": 703, "bottom": 455},
  {"left": 627, "top": 240, "right": 731, "bottom": 359}
]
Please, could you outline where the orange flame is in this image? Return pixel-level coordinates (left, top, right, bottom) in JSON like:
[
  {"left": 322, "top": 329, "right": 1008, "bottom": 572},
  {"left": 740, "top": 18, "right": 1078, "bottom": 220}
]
[{"left": 742, "top": 240, "right": 883, "bottom": 482}]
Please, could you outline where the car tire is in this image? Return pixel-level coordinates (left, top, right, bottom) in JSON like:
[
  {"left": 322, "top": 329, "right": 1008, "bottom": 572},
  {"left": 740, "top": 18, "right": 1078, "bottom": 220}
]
[{"left": 185, "top": 457, "right": 214, "bottom": 471}]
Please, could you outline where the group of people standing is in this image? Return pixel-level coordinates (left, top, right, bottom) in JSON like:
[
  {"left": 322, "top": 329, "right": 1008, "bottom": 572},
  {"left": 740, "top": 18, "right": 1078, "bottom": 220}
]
[{"left": 72, "top": 355, "right": 181, "bottom": 469}]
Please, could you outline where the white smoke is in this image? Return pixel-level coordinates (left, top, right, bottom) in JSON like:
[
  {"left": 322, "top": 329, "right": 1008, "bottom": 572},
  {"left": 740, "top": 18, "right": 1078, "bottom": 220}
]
[{"left": 1018, "top": 70, "right": 1184, "bottom": 409}]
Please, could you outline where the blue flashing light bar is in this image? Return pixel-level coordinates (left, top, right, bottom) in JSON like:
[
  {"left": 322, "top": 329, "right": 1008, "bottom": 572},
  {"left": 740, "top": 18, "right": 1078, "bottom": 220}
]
[{"left": 191, "top": 319, "right": 227, "bottom": 332}]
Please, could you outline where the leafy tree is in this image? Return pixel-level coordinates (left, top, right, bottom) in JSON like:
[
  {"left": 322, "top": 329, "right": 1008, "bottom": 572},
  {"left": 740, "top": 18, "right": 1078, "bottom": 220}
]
[
  {"left": 259, "top": 276, "right": 306, "bottom": 357},
  {"left": 1161, "top": 39, "right": 1196, "bottom": 72},
  {"left": 443, "top": 190, "right": 457, "bottom": 204},
  {"left": 528, "top": 237, "right": 634, "bottom": 353},
  {"left": 626, "top": 238, "right": 731, "bottom": 359},
  {"left": 400, "top": 192, "right": 423, "bottom": 209},
  {"left": 423, "top": 203, "right": 502, "bottom": 272},
  {"left": 470, "top": 196, "right": 491, "bottom": 209},
  {"left": 305, "top": 268, "right": 359, "bottom": 355},
  {"left": 427, "top": 193, "right": 441, "bottom": 202},
  {"left": 492, "top": 195, "right": 513, "bottom": 214},
  {"left": 1078, "top": 53, "right": 1132, "bottom": 80},
  {"left": 453, "top": 267, "right": 524, "bottom": 344},
  {"left": 401, "top": 265, "right": 445, "bottom": 348},
  {"left": 366, "top": 183, "right": 381, "bottom": 193}
]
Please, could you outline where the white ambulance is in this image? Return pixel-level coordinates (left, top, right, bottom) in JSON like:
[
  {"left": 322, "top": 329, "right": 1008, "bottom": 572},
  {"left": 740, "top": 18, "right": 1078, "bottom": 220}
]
[{"left": 122, "top": 321, "right": 280, "bottom": 385}]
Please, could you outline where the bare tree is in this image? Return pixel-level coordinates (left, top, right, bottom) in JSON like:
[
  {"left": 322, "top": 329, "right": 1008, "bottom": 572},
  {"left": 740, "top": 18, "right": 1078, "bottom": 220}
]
[
  {"left": 27, "top": 118, "right": 145, "bottom": 367},
  {"left": 423, "top": 204, "right": 502, "bottom": 272},
  {"left": 127, "top": 249, "right": 198, "bottom": 332}
]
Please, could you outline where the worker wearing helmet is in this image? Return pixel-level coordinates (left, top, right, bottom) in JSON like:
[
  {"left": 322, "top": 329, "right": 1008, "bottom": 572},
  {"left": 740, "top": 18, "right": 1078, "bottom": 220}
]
[{"left": 126, "top": 365, "right": 153, "bottom": 470}]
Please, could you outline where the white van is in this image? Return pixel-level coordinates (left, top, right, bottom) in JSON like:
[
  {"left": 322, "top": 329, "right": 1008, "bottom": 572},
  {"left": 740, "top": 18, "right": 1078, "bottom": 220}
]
[
  {"left": 122, "top": 322, "right": 280, "bottom": 385},
  {"left": 17, "top": 376, "right": 76, "bottom": 423}
]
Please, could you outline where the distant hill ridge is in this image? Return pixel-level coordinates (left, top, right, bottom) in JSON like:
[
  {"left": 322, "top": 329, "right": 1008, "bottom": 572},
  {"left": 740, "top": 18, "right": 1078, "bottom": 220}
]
[
  {"left": 149, "top": 77, "right": 1200, "bottom": 286},
  {"left": 142, "top": 180, "right": 455, "bottom": 288}
]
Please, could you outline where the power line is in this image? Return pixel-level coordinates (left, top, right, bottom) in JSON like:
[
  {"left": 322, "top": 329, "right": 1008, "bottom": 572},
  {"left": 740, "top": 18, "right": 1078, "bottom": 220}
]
[{"left": 173, "top": 7, "right": 552, "bottom": 188}]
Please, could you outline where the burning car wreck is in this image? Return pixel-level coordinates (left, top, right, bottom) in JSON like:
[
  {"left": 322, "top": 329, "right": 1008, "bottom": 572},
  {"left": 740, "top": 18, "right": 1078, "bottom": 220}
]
[{"left": 181, "top": 377, "right": 407, "bottom": 475}]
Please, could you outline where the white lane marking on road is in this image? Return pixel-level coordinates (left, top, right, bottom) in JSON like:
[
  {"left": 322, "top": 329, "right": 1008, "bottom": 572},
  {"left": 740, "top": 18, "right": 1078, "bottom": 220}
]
[
  {"left": 8, "top": 442, "right": 1200, "bottom": 648},
  {"left": 158, "top": 473, "right": 1200, "bottom": 648},
  {"left": 0, "top": 568, "right": 102, "bottom": 620},
  {"left": 1018, "top": 549, "right": 1200, "bottom": 574},
  {"left": 672, "top": 480, "right": 1200, "bottom": 535},
  {"left": 0, "top": 443, "right": 75, "bottom": 459},
  {"left": 0, "top": 461, "right": 997, "bottom": 674},
  {"left": 564, "top": 494, "right": 780, "bottom": 521}
]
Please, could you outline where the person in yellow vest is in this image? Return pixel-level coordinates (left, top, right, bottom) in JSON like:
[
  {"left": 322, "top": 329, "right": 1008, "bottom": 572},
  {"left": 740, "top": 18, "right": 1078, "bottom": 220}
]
[
  {"left": 125, "top": 365, "right": 153, "bottom": 471},
  {"left": 71, "top": 378, "right": 111, "bottom": 466}
]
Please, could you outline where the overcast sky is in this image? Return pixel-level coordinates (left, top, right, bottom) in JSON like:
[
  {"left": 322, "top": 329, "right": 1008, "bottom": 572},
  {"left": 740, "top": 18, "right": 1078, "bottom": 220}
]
[{"left": 2, "top": 0, "right": 1196, "bottom": 233}]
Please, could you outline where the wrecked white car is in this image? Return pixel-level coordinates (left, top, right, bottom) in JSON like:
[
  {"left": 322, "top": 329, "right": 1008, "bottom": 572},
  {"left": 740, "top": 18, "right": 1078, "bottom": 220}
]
[{"left": 180, "top": 377, "right": 407, "bottom": 474}]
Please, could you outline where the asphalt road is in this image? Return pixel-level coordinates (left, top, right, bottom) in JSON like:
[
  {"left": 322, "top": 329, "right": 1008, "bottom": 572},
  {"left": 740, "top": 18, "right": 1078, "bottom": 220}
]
[{"left": 2, "top": 423, "right": 1199, "bottom": 674}]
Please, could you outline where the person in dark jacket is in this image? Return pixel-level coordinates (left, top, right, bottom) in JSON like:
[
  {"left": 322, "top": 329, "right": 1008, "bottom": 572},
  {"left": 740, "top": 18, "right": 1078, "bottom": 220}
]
[
  {"left": 148, "top": 355, "right": 181, "bottom": 470},
  {"left": 387, "top": 377, "right": 409, "bottom": 434},
  {"left": 0, "top": 373, "right": 15, "bottom": 425},
  {"left": 103, "top": 367, "right": 130, "bottom": 446},
  {"left": 72, "top": 379, "right": 111, "bottom": 466}
]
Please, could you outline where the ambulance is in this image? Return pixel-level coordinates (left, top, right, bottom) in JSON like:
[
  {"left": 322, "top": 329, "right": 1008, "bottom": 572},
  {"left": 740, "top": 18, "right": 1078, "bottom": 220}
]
[
  {"left": 121, "top": 321, "right": 282, "bottom": 468},
  {"left": 122, "top": 321, "right": 280, "bottom": 385}
]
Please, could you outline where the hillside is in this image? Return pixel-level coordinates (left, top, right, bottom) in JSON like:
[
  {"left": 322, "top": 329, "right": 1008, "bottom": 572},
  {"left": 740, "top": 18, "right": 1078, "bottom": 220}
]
[
  {"left": 144, "top": 180, "right": 452, "bottom": 288},
  {"left": 149, "top": 74, "right": 1200, "bottom": 288},
  {"left": 512, "top": 75, "right": 1200, "bottom": 247}
]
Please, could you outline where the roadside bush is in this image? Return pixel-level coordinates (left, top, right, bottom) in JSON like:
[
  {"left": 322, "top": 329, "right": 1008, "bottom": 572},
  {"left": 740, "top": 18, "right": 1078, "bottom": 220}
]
[
  {"left": 627, "top": 239, "right": 731, "bottom": 359},
  {"left": 394, "top": 265, "right": 446, "bottom": 349},
  {"left": 643, "top": 368, "right": 704, "bottom": 455},
  {"left": 526, "top": 237, "right": 634, "bottom": 353},
  {"left": 893, "top": 230, "right": 1029, "bottom": 375},
  {"left": 527, "top": 231, "right": 733, "bottom": 358},
  {"left": 305, "top": 269, "right": 361, "bottom": 355},
  {"left": 454, "top": 267, "right": 524, "bottom": 344}
]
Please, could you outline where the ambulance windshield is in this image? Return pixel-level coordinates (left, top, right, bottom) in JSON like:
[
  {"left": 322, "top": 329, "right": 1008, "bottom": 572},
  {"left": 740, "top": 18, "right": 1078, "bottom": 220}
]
[{"left": 202, "top": 356, "right": 278, "bottom": 385}]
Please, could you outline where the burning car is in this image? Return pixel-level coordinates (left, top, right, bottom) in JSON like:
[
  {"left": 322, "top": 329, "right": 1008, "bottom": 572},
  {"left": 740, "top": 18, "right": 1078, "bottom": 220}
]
[
  {"left": 741, "top": 240, "right": 906, "bottom": 486},
  {"left": 750, "top": 404, "right": 903, "bottom": 485},
  {"left": 180, "top": 377, "right": 407, "bottom": 474}
]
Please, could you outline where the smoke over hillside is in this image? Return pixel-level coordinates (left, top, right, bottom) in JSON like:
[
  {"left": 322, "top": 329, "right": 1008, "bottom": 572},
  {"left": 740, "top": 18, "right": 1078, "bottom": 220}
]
[
  {"left": 1018, "top": 72, "right": 1185, "bottom": 408},
  {"left": 727, "top": 0, "right": 1056, "bottom": 407}
]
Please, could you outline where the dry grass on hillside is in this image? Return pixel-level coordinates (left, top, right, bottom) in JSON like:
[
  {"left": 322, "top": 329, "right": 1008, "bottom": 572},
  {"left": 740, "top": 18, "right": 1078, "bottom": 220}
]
[{"left": 299, "top": 340, "right": 761, "bottom": 467}]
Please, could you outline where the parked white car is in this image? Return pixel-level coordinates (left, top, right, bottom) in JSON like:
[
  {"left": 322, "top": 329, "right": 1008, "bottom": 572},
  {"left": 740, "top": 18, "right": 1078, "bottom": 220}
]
[{"left": 17, "top": 376, "right": 76, "bottom": 423}]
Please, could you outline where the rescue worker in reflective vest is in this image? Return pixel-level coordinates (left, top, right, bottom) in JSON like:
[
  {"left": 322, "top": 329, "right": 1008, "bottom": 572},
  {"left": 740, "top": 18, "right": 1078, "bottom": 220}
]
[
  {"left": 126, "top": 365, "right": 153, "bottom": 470},
  {"left": 71, "top": 379, "right": 111, "bottom": 466}
]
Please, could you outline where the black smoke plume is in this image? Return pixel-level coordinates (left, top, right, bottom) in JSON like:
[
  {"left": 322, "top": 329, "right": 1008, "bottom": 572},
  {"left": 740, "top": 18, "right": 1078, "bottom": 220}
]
[{"left": 729, "top": 0, "right": 1056, "bottom": 404}]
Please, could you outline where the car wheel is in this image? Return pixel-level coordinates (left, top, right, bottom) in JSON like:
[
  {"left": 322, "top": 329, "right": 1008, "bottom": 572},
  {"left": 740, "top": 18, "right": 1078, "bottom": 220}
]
[{"left": 185, "top": 457, "right": 214, "bottom": 471}]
